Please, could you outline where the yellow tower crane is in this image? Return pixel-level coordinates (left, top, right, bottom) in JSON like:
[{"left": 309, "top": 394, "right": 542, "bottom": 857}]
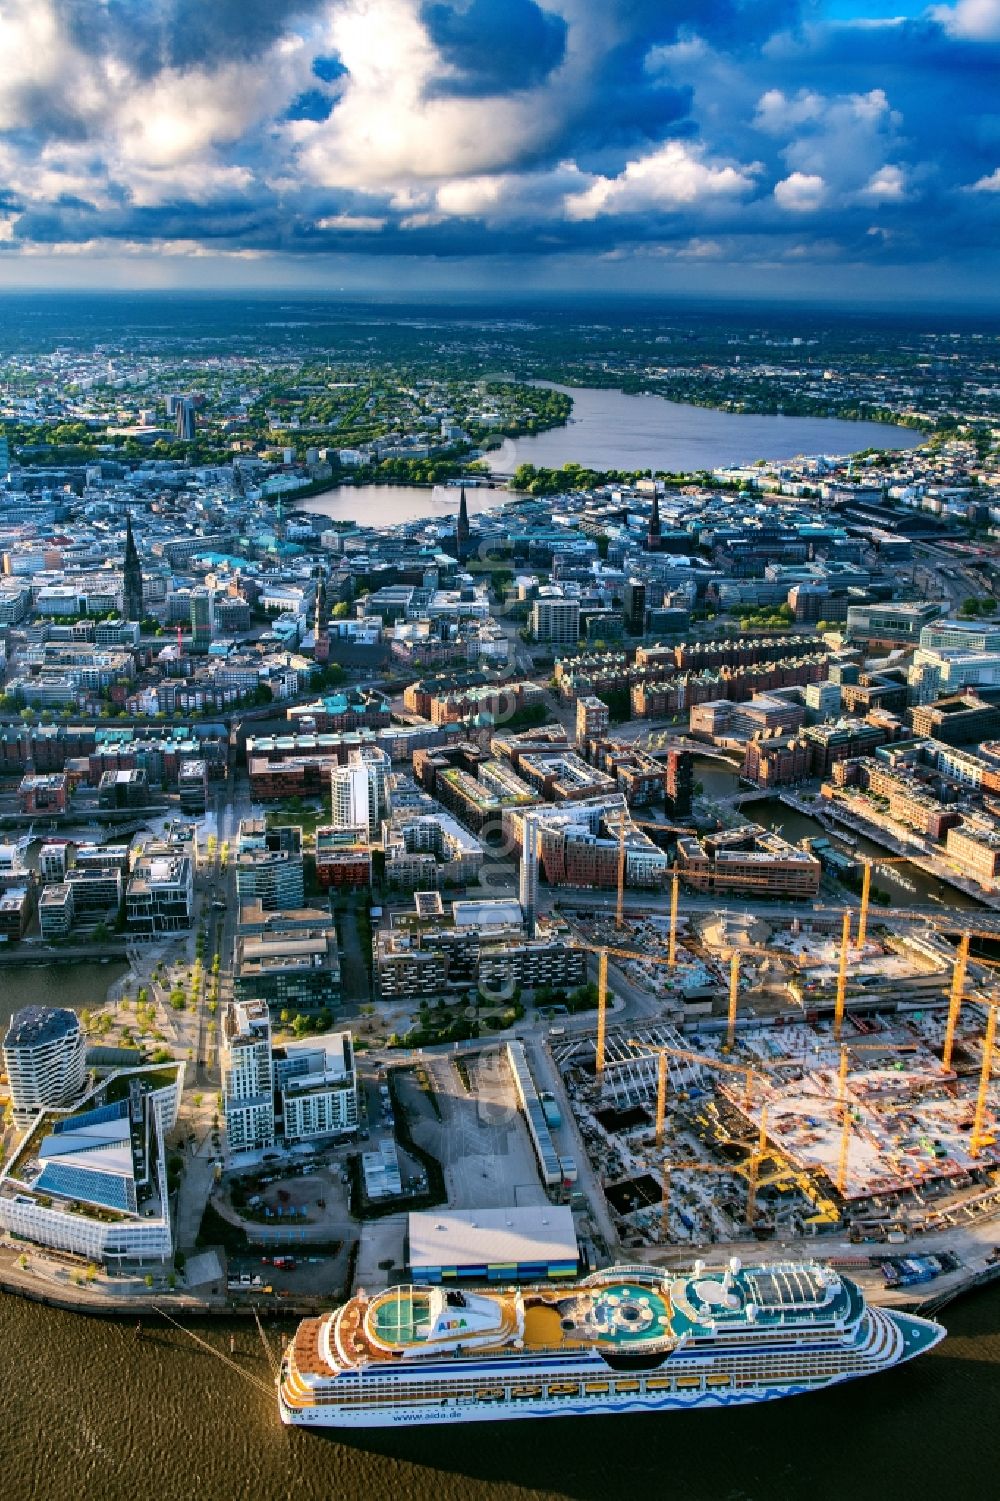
[
  {"left": 971, "top": 1002, "right": 999, "bottom": 1158},
  {"left": 854, "top": 855, "right": 925, "bottom": 950},
  {"left": 857, "top": 860, "right": 873, "bottom": 950},
  {"left": 667, "top": 869, "right": 680, "bottom": 968},
  {"left": 834, "top": 908, "right": 852, "bottom": 1042},
  {"left": 835, "top": 1041, "right": 917, "bottom": 1196},
  {"left": 745, "top": 1105, "right": 771, "bottom": 1229},
  {"left": 626, "top": 1039, "right": 798, "bottom": 1142},
  {"left": 726, "top": 951, "right": 741, "bottom": 1052}
]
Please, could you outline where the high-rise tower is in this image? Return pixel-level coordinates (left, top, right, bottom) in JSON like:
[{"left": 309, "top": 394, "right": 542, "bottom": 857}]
[
  {"left": 646, "top": 489, "right": 662, "bottom": 551},
  {"left": 122, "top": 511, "right": 144, "bottom": 621},
  {"left": 175, "top": 398, "right": 197, "bottom": 441}
]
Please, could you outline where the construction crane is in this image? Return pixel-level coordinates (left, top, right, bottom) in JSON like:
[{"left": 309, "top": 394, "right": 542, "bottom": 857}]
[
  {"left": 627, "top": 1039, "right": 797, "bottom": 1141},
  {"left": 745, "top": 1105, "right": 770, "bottom": 1228},
  {"left": 726, "top": 951, "right": 741, "bottom": 1052},
  {"left": 596, "top": 948, "right": 608, "bottom": 1076},
  {"left": 667, "top": 869, "right": 679, "bottom": 968},
  {"left": 854, "top": 854, "right": 928, "bottom": 948},
  {"left": 834, "top": 908, "right": 852, "bottom": 1042},
  {"left": 836, "top": 1041, "right": 917, "bottom": 1196},
  {"left": 971, "top": 1001, "right": 999, "bottom": 1157},
  {"left": 592, "top": 943, "right": 680, "bottom": 1078}
]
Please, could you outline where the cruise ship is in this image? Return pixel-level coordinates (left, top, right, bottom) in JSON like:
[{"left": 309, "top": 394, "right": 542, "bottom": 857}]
[{"left": 278, "top": 1259, "right": 944, "bottom": 1428}]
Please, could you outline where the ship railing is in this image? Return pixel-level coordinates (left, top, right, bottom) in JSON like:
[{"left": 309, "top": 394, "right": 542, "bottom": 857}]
[{"left": 582, "top": 1264, "right": 663, "bottom": 1284}]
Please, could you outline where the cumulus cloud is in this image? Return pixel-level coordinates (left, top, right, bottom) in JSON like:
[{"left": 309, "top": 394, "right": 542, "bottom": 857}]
[
  {"left": 970, "top": 166, "right": 1000, "bottom": 190},
  {"left": 0, "top": 0, "right": 995, "bottom": 286},
  {"left": 931, "top": 0, "right": 1000, "bottom": 41},
  {"left": 565, "top": 141, "right": 757, "bottom": 220},
  {"left": 773, "top": 172, "right": 827, "bottom": 212}
]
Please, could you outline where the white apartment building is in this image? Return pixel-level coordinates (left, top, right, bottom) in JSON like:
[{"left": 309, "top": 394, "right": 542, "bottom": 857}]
[
  {"left": 221, "top": 999, "right": 275, "bottom": 1154},
  {"left": 330, "top": 747, "right": 391, "bottom": 840},
  {"left": 3, "top": 1006, "right": 87, "bottom": 1126},
  {"left": 276, "top": 1031, "right": 358, "bottom": 1142}
]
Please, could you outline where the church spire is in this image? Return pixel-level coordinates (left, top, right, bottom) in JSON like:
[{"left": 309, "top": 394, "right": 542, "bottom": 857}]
[
  {"left": 123, "top": 510, "right": 144, "bottom": 621},
  {"left": 455, "top": 484, "right": 470, "bottom": 562}
]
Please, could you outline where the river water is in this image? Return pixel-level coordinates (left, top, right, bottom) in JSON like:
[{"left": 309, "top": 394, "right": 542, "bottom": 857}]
[
  {"left": 0, "top": 1279, "right": 996, "bottom": 1501},
  {"left": 0, "top": 960, "right": 128, "bottom": 1035},
  {"left": 485, "top": 384, "right": 921, "bottom": 475}
]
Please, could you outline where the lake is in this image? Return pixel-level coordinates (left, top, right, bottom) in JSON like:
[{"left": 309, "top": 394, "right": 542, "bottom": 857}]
[
  {"left": 297, "top": 484, "right": 507, "bottom": 530},
  {"left": 485, "top": 383, "right": 922, "bottom": 475}
]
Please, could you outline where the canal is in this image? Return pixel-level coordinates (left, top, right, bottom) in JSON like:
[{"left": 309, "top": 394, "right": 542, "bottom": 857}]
[{"left": 689, "top": 757, "right": 982, "bottom": 911}]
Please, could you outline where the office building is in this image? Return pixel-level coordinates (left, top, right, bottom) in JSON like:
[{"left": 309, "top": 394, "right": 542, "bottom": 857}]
[
  {"left": 945, "top": 818, "right": 1000, "bottom": 888},
  {"left": 174, "top": 398, "right": 197, "bottom": 441},
  {"left": 0, "top": 1065, "right": 184, "bottom": 1264},
  {"left": 235, "top": 819, "right": 304, "bottom": 910},
  {"left": 221, "top": 999, "right": 275, "bottom": 1155},
  {"left": 805, "top": 681, "right": 842, "bottom": 719},
  {"left": 234, "top": 925, "right": 341, "bottom": 1015},
  {"left": 623, "top": 579, "right": 647, "bottom": 635},
  {"left": 38, "top": 882, "right": 74, "bottom": 940},
  {"left": 664, "top": 748, "right": 694, "bottom": 818},
  {"left": 845, "top": 601, "right": 944, "bottom": 649},
  {"left": 919, "top": 620, "right": 1000, "bottom": 654},
  {"left": 3, "top": 1006, "right": 87, "bottom": 1126},
  {"left": 178, "top": 758, "right": 208, "bottom": 815},
  {"left": 519, "top": 812, "right": 539, "bottom": 937},
  {"left": 190, "top": 587, "right": 214, "bottom": 653},
  {"left": 675, "top": 825, "right": 821, "bottom": 900}
]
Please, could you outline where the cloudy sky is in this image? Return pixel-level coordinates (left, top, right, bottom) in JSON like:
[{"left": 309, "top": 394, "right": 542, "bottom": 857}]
[{"left": 0, "top": 0, "right": 998, "bottom": 299}]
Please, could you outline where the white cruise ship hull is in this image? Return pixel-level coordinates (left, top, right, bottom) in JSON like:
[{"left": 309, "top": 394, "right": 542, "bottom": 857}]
[{"left": 278, "top": 1307, "right": 943, "bottom": 1429}]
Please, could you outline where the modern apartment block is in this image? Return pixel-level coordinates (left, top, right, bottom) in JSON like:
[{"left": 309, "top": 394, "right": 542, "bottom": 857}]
[
  {"left": 314, "top": 826, "right": 373, "bottom": 888},
  {"left": 221, "top": 999, "right": 275, "bottom": 1155},
  {"left": 530, "top": 595, "right": 580, "bottom": 644},
  {"left": 37, "top": 882, "right": 75, "bottom": 940},
  {"left": 675, "top": 825, "right": 821, "bottom": 900},
  {"left": 126, "top": 847, "right": 194, "bottom": 935},
  {"left": 275, "top": 1032, "right": 359, "bottom": 1141},
  {"left": 3, "top": 1006, "right": 87, "bottom": 1126}
]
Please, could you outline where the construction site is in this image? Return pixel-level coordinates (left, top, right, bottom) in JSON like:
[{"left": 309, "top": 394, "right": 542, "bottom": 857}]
[{"left": 549, "top": 862, "right": 1000, "bottom": 1255}]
